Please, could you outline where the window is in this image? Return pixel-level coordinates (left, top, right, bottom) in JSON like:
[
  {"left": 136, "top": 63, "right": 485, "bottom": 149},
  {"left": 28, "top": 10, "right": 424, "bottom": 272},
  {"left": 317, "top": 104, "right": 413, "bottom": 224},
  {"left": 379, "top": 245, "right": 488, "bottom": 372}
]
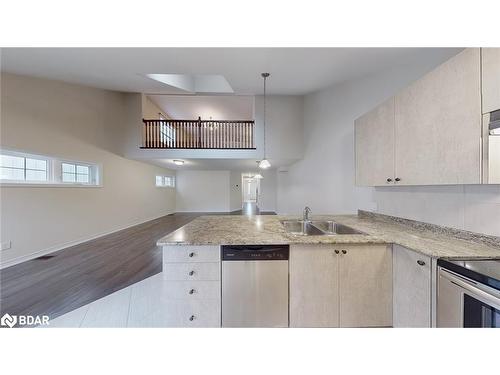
[
  {"left": 156, "top": 175, "right": 175, "bottom": 187},
  {"left": 0, "top": 149, "right": 100, "bottom": 186},
  {"left": 62, "top": 163, "right": 90, "bottom": 184},
  {"left": 0, "top": 153, "right": 48, "bottom": 182}
]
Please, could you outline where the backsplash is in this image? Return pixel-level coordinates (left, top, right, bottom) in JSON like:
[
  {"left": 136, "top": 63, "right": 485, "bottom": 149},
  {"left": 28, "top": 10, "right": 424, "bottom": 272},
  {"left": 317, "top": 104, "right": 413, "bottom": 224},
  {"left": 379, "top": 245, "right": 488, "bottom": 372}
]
[
  {"left": 358, "top": 210, "right": 500, "bottom": 249},
  {"left": 372, "top": 185, "right": 500, "bottom": 237}
]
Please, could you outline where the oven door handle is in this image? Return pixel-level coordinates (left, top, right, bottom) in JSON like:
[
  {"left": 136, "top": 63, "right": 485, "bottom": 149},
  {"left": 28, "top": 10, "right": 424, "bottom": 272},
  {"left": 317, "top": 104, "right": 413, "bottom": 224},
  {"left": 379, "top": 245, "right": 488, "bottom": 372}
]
[{"left": 441, "top": 269, "right": 500, "bottom": 310}]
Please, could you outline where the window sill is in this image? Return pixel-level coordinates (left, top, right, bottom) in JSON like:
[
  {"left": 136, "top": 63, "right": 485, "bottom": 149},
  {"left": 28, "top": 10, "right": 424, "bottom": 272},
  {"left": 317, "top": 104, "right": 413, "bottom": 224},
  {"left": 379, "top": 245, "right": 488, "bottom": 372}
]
[
  {"left": 156, "top": 185, "right": 175, "bottom": 189},
  {"left": 0, "top": 182, "right": 103, "bottom": 188}
]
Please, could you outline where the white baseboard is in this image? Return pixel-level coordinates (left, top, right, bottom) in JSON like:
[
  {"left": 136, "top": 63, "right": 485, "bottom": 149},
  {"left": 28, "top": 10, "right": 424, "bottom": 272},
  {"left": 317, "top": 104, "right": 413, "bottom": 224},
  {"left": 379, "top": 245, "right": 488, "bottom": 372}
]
[{"left": 0, "top": 212, "right": 175, "bottom": 269}]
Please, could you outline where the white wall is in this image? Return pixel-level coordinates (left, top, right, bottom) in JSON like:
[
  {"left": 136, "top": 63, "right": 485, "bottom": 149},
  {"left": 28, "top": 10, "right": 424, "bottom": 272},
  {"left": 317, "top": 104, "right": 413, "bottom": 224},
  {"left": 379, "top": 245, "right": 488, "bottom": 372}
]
[
  {"left": 0, "top": 74, "right": 176, "bottom": 267},
  {"left": 254, "top": 95, "right": 304, "bottom": 162},
  {"left": 276, "top": 52, "right": 500, "bottom": 237},
  {"left": 258, "top": 169, "right": 277, "bottom": 212},
  {"left": 229, "top": 171, "right": 242, "bottom": 211},
  {"left": 175, "top": 170, "right": 230, "bottom": 212}
]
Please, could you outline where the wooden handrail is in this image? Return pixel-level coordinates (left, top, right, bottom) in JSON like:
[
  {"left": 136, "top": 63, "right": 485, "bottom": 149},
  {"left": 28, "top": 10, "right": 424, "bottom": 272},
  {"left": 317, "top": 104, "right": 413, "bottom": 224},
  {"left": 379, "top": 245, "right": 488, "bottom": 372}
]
[{"left": 140, "top": 118, "right": 256, "bottom": 149}]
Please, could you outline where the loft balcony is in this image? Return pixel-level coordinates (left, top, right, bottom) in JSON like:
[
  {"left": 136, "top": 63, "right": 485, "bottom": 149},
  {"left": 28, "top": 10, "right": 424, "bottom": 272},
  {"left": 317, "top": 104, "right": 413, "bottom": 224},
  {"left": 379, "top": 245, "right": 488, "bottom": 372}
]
[{"left": 141, "top": 117, "right": 255, "bottom": 150}]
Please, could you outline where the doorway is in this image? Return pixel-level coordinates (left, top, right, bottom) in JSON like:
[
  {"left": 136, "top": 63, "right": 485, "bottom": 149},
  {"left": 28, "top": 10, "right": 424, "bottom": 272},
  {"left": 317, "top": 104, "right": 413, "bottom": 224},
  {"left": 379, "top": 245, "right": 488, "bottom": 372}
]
[{"left": 241, "top": 173, "right": 260, "bottom": 215}]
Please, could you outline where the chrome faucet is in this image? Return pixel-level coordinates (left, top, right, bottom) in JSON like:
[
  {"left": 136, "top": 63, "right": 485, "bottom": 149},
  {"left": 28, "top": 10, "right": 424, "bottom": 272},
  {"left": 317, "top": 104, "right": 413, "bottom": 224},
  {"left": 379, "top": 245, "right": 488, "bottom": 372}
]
[{"left": 303, "top": 206, "right": 312, "bottom": 222}]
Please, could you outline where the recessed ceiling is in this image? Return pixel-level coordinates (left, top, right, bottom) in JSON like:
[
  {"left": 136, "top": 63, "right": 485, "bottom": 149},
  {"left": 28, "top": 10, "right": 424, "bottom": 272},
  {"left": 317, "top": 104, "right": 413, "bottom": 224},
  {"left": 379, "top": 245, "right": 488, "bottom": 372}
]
[{"left": 0, "top": 48, "right": 462, "bottom": 95}]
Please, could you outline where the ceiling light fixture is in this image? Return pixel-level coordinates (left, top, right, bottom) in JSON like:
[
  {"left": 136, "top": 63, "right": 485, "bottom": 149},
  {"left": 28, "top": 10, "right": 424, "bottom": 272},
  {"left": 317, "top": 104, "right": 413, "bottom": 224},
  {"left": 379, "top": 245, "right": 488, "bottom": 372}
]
[
  {"left": 258, "top": 72, "right": 271, "bottom": 170},
  {"left": 173, "top": 160, "right": 184, "bottom": 166},
  {"left": 254, "top": 161, "right": 264, "bottom": 179}
]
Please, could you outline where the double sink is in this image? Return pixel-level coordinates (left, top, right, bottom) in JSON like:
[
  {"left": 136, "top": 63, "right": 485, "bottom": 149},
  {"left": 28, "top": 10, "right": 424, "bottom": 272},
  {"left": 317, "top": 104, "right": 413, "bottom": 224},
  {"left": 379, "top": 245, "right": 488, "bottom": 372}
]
[{"left": 281, "top": 220, "right": 365, "bottom": 236}]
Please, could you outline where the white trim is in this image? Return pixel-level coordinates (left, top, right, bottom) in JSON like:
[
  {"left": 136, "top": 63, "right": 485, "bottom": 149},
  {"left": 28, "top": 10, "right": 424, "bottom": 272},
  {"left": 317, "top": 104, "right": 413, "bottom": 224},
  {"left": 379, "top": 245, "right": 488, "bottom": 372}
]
[
  {"left": 0, "top": 212, "right": 174, "bottom": 269},
  {"left": 0, "top": 182, "right": 103, "bottom": 188},
  {"left": 0, "top": 148, "right": 102, "bottom": 186}
]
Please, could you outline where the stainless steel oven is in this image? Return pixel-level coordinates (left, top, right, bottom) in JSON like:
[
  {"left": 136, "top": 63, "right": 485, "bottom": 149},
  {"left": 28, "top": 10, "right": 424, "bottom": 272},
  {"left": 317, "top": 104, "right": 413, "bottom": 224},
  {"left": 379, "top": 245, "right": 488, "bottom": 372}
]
[{"left": 437, "top": 259, "right": 500, "bottom": 328}]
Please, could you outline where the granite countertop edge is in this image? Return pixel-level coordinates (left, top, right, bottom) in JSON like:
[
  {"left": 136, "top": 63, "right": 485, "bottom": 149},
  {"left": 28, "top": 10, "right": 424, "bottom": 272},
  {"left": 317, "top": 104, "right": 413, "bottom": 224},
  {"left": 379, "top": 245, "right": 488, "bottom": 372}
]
[{"left": 157, "top": 213, "right": 500, "bottom": 260}]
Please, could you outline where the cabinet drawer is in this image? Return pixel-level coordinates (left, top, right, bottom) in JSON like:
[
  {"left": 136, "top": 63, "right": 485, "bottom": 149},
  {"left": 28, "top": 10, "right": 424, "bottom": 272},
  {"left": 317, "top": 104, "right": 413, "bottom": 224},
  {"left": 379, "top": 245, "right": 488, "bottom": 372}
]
[
  {"left": 162, "top": 246, "right": 220, "bottom": 263},
  {"left": 163, "top": 281, "right": 221, "bottom": 300},
  {"left": 163, "top": 262, "right": 220, "bottom": 281},
  {"left": 163, "top": 300, "right": 221, "bottom": 327}
]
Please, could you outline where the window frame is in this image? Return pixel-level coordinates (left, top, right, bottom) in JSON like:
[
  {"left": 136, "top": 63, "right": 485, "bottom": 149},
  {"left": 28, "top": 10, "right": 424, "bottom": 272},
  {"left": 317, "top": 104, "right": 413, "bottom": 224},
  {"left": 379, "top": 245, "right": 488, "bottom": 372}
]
[
  {"left": 0, "top": 151, "right": 51, "bottom": 183},
  {"left": 155, "top": 174, "right": 175, "bottom": 188},
  {"left": 0, "top": 148, "right": 102, "bottom": 188}
]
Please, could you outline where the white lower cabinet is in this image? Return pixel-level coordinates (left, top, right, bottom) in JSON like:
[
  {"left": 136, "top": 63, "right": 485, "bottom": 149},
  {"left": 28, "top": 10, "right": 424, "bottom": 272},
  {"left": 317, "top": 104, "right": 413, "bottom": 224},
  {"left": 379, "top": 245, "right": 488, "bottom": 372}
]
[
  {"left": 392, "top": 245, "right": 432, "bottom": 327},
  {"left": 290, "top": 244, "right": 392, "bottom": 328},
  {"left": 162, "top": 245, "right": 221, "bottom": 327}
]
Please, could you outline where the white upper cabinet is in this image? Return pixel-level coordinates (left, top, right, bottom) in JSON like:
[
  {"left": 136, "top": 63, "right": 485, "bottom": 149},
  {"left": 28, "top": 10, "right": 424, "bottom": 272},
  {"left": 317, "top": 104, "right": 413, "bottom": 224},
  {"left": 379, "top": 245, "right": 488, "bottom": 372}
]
[
  {"left": 394, "top": 48, "right": 482, "bottom": 185},
  {"left": 355, "top": 48, "right": 484, "bottom": 186},
  {"left": 355, "top": 98, "right": 395, "bottom": 186},
  {"left": 481, "top": 48, "right": 500, "bottom": 114}
]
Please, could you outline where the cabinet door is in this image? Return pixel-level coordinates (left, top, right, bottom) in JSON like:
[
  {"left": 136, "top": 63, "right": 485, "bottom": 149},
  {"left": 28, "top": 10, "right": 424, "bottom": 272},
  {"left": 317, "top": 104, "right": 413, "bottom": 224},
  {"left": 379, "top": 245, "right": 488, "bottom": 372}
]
[
  {"left": 482, "top": 48, "right": 500, "bottom": 113},
  {"left": 289, "top": 245, "right": 339, "bottom": 327},
  {"left": 355, "top": 97, "right": 395, "bottom": 186},
  {"left": 339, "top": 244, "right": 392, "bottom": 327},
  {"left": 392, "top": 245, "right": 431, "bottom": 327},
  {"left": 394, "top": 48, "right": 482, "bottom": 185}
]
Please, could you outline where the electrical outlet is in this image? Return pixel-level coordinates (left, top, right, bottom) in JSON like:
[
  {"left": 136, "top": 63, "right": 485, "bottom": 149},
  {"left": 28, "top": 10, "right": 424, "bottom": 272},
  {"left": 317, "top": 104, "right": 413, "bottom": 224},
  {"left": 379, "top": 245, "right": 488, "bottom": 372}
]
[{"left": 1, "top": 241, "right": 12, "bottom": 251}]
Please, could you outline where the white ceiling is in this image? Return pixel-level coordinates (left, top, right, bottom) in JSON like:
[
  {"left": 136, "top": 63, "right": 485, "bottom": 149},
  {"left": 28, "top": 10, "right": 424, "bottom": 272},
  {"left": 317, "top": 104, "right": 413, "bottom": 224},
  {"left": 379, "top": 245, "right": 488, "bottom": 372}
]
[
  {"left": 149, "top": 158, "right": 291, "bottom": 171},
  {"left": 149, "top": 95, "right": 254, "bottom": 120},
  {"left": 1, "top": 48, "right": 462, "bottom": 95}
]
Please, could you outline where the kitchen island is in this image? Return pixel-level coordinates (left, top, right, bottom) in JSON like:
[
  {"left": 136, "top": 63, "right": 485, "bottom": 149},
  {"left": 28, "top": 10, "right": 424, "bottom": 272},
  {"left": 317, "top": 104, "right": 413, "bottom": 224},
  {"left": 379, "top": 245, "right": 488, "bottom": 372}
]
[{"left": 156, "top": 211, "right": 500, "bottom": 328}]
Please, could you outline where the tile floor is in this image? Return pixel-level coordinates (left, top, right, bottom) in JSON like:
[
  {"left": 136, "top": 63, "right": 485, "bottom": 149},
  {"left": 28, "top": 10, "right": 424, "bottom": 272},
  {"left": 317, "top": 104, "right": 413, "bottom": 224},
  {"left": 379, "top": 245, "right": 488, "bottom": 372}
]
[{"left": 42, "top": 273, "right": 173, "bottom": 328}]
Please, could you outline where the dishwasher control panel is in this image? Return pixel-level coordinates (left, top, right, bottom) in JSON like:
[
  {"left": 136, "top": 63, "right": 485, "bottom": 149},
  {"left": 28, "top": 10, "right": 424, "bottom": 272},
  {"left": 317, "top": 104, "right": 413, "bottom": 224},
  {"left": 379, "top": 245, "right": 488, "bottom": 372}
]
[{"left": 222, "top": 245, "right": 289, "bottom": 261}]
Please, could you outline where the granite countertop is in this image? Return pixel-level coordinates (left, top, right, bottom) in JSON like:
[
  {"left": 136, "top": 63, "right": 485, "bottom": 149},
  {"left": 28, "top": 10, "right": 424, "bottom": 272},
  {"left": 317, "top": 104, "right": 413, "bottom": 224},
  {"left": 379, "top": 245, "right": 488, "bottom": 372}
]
[{"left": 157, "top": 212, "right": 500, "bottom": 260}]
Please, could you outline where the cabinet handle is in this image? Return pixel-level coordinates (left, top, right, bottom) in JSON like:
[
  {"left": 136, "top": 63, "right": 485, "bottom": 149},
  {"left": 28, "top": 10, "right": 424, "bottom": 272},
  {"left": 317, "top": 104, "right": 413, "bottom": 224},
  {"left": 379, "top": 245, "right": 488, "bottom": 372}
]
[
  {"left": 189, "top": 270, "right": 195, "bottom": 276},
  {"left": 342, "top": 250, "right": 347, "bottom": 255},
  {"left": 189, "top": 252, "right": 195, "bottom": 258},
  {"left": 189, "top": 289, "right": 196, "bottom": 295},
  {"left": 189, "top": 315, "right": 195, "bottom": 321},
  {"left": 417, "top": 260, "right": 426, "bottom": 266},
  {"left": 334, "top": 250, "right": 340, "bottom": 254},
  {"left": 395, "top": 177, "right": 401, "bottom": 182},
  {"left": 386, "top": 178, "right": 393, "bottom": 183}
]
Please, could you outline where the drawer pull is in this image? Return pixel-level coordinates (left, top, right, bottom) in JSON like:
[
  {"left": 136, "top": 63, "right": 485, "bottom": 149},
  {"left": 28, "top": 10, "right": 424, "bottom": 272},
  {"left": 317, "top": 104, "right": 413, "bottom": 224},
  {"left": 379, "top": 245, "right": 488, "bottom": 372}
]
[
  {"left": 189, "top": 270, "right": 195, "bottom": 276},
  {"left": 189, "top": 252, "right": 195, "bottom": 258},
  {"left": 189, "top": 315, "right": 195, "bottom": 321},
  {"left": 334, "top": 250, "right": 340, "bottom": 254},
  {"left": 189, "top": 289, "right": 196, "bottom": 295},
  {"left": 417, "top": 260, "right": 426, "bottom": 266},
  {"left": 341, "top": 250, "right": 347, "bottom": 255}
]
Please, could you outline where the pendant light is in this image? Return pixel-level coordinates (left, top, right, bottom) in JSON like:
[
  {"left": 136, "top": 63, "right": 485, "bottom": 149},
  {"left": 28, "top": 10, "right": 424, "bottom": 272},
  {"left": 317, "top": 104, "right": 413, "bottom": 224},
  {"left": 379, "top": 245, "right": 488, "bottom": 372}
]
[
  {"left": 253, "top": 161, "right": 264, "bottom": 179},
  {"left": 258, "top": 72, "right": 271, "bottom": 169}
]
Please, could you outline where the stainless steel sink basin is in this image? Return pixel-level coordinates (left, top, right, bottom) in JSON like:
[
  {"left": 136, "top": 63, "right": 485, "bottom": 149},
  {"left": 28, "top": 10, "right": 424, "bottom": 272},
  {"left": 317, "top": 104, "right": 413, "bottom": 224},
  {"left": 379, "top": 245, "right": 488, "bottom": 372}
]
[
  {"left": 310, "top": 220, "right": 365, "bottom": 235},
  {"left": 281, "top": 220, "right": 325, "bottom": 235},
  {"left": 281, "top": 220, "right": 365, "bottom": 236}
]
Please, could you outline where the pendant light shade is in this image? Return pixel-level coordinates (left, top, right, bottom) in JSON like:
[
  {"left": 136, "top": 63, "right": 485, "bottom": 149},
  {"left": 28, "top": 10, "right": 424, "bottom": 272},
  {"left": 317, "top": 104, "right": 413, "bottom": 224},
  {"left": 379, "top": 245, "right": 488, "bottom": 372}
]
[
  {"left": 259, "top": 72, "right": 271, "bottom": 170},
  {"left": 258, "top": 159, "right": 271, "bottom": 169}
]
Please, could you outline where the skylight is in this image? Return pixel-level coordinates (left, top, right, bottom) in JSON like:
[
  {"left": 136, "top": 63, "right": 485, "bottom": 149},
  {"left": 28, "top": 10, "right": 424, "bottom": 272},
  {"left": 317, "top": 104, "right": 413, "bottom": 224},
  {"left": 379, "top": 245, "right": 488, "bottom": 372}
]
[{"left": 146, "top": 74, "right": 233, "bottom": 93}]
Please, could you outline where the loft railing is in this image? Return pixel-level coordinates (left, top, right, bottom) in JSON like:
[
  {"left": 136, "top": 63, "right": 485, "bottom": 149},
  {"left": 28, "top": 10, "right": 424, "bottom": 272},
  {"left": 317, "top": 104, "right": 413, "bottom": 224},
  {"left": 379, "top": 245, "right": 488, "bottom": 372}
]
[{"left": 141, "top": 117, "right": 255, "bottom": 149}]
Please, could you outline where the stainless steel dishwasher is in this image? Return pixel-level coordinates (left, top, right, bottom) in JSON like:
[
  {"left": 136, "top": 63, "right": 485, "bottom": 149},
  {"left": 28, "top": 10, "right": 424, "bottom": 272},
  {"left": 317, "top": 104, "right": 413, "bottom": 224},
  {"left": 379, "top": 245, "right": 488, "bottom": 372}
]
[{"left": 221, "top": 245, "right": 289, "bottom": 327}]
